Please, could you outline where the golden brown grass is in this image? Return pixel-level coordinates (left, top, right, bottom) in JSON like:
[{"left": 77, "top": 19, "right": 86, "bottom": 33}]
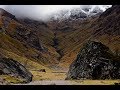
[
  {"left": 0, "top": 75, "right": 25, "bottom": 84},
  {"left": 69, "top": 80, "right": 120, "bottom": 85},
  {"left": 31, "top": 71, "right": 66, "bottom": 81},
  {"left": 0, "top": 48, "right": 52, "bottom": 71},
  {"left": 21, "top": 70, "right": 120, "bottom": 85}
]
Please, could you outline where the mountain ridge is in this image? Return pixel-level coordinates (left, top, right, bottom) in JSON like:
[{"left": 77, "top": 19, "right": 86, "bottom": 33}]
[{"left": 49, "top": 5, "right": 111, "bottom": 21}]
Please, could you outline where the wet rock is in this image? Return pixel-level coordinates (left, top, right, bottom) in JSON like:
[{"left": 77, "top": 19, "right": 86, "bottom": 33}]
[
  {"left": 66, "top": 41, "right": 120, "bottom": 80},
  {"left": 0, "top": 58, "right": 33, "bottom": 83}
]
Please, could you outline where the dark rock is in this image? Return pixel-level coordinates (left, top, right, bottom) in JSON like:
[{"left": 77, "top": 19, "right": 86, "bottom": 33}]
[
  {"left": 114, "top": 83, "right": 120, "bottom": 85},
  {"left": 66, "top": 41, "right": 120, "bottom": 80},
  {"left": 0, "top": 58, "right": 33, "bottom": 83},
  {"left": 38, "top": 69, "right": 46, "bottom": 72}
]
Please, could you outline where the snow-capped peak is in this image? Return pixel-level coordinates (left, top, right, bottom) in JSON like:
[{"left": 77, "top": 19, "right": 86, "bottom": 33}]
[{"left": 49, "top": 5, "right": 111, "bottom": 21}]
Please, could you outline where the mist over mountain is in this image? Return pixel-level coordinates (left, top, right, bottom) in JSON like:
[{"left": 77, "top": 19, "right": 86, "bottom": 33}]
[
  {"left": 50, "top": 5, "right": 111, "bottom": 20},
  {"left": 0, "top": 5, "right": 120, "bottom": 85},
  {"left": 0, "top": 5, "right": 111, "bottom": 21}
]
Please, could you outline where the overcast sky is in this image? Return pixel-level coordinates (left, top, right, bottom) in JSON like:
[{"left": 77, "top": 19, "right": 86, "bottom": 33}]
[{"left": 0, "top": 5, "right": 112, "bottom": 21}]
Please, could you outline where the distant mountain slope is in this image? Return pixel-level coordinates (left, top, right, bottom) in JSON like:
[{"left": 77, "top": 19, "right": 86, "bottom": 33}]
[{"left": 47, "top": 5, "right": 120, "bottom": 69}]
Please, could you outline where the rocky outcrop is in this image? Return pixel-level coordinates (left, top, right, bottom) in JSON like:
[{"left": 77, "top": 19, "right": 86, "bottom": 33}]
[
  {"left": 14, "top": 26, "right": 45, "bottom": 51},
  {"left": 0, "top": 58, "right": 33, "bottom": 83},
  {"left": 66, "top": 41, "right": 120, "bottom": 80}
]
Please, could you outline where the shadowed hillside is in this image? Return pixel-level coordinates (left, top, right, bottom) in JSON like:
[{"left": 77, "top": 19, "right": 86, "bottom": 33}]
[{"left": 0, "top": 8, "right": 60, "bottom": 68}]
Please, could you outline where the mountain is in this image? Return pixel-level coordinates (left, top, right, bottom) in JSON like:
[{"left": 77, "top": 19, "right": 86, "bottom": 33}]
[
  {"left": 0, "top": 8, "right": 16, "bottom": 20},
  {"left": 0, "top": 8, "right": 60, "bottom": 70},
  {"left": 0, "top": 5, "right": 119, "bottom": 69},
  {"left": 47, "top": 5, "right": 120, "bottom": 69},
  {"left": 49, "top": 6, "right": 111, "bottom": 21},
  {"left": 0, "top": 5, "right": 120, "bottom": 83},
  {"left": 92, "top": 5, "right": 120, "bottom": 35}
]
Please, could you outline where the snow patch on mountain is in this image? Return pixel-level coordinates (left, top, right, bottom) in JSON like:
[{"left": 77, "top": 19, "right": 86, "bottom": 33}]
[{"left": 49, "top": 5, "right": 111, "bottom": 21}]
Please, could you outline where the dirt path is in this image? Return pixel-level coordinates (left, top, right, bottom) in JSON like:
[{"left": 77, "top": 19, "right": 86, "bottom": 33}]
[{"left": 13, "top": 80, "right": 120, "bottom": 85}]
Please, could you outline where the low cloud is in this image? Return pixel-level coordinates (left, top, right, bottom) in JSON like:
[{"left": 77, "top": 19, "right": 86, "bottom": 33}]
[{"left": 0, "top": 5, "right": 112, "bottom": 21}]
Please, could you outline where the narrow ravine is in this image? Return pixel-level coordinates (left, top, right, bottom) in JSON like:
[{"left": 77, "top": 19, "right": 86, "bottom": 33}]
[{"left": 52, "top": 32, "right": 63, "bottom": 61}]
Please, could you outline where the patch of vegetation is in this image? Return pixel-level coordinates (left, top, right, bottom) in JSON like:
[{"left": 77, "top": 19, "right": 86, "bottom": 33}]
[{"left": 0, "top": 75, "right": 25, "bottom": 84}]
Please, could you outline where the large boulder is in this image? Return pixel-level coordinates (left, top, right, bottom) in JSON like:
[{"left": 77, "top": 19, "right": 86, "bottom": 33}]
[
  {"left": 0, "top": 58, "right": 33, "bottom": 83},
  {"left": 66, "top": 41, "right": 120, "bottom": 80}
]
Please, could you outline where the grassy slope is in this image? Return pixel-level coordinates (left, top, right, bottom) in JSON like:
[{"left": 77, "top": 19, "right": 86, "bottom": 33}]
[
  {"left": 0, "top": 16, "right": 60, "bottom": 65},
  {"left": 1, "top": 13, "right": 119, "bottom": 70},
  {"left": 0, "top": 16, "right": 57, "bottom": 74},
  {"left": 47, "top": 16, "right": 120, "bottom": 69},
  {"left": 47, "top": 18, "right": 96, "bottom": 68}
]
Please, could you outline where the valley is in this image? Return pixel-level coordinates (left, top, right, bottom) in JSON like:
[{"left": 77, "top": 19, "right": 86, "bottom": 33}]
[{"left": 0, "top": 5, "right": 120, "bottom": 85}]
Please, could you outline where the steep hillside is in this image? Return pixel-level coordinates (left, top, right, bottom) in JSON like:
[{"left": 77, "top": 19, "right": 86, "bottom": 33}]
[
  {"left": 47, "top": 17, "right": 97, "bottom": 69},
  {"left": 90, "top": 5, "right": 120, "bottom": 51},
  {"left": 0, "top": 8, "right": 60, "bottom": 72},
  {"left": 47, "top": 5, "right": 120, "bottom": 69}
]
